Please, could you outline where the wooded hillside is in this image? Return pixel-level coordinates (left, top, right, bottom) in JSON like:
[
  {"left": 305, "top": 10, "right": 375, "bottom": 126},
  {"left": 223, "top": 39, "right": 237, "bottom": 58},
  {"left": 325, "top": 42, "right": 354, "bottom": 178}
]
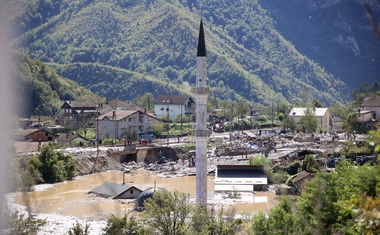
[
  {"left": 10, "top": 0, "right": 376, "bottom": 107},
  {"left": 12, "top": 51, "right": 102, "bottom": 117}
]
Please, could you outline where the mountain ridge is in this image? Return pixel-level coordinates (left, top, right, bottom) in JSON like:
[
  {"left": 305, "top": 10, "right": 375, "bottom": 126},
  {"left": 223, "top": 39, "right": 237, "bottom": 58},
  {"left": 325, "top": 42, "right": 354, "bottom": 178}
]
[{"left": 10, "top": 0, "right": 371, "bottom": 106}]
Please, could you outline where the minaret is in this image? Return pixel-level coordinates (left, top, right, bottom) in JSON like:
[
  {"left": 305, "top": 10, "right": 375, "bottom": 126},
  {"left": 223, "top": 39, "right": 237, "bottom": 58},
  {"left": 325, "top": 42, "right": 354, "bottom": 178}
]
[{"left": 192, "top": 19, "right": 210, "bottom": 207}]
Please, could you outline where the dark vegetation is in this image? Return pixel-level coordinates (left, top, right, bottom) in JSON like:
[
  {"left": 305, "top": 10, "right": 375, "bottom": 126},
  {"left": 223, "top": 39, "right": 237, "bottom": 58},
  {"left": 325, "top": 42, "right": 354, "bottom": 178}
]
[
  {"left": 10, "top": 144, "right": 76, "bottom": 191},
  {"left": 12, "top": 51, "right": 102, "bottom": 117}
]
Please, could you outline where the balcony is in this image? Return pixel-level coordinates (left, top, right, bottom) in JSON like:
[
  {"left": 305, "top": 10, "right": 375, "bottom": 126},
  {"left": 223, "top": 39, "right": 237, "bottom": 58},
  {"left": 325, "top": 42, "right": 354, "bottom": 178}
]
[
  {"left": 191, "top": 87, "right": 210, "bottom": 95},
  {"left": 191, "top": 129, "right": 211, "bottom": 138}
]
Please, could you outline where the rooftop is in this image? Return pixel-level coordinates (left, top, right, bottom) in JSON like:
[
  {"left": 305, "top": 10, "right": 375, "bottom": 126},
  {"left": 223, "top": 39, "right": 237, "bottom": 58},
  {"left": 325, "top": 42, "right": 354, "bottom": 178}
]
[{"left": 89, "top": 182, "right": 139, "bottom": 198}]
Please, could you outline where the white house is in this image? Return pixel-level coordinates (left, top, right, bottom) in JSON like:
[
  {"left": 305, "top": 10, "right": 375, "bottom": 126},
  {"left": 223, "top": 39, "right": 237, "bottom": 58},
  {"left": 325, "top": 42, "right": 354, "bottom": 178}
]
[
  {"left": 97, "top": 110, "right": 159, "bottom": 140},
  {"left": 358, "top": 97, "right": 380, "bottom": 122},
  {"left": 288, "top": 107, "right": 333, "bottom": 132},
  {"left": 154, "top": 95, "right": 195, "bottom": 120},
  {"left": 214, "top": 165, "right": 267, "bottom": 192}
]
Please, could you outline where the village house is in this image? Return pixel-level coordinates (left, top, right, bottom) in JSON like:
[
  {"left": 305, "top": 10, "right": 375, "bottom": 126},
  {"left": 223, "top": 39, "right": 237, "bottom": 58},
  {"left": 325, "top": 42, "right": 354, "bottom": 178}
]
[
  {"left": 288, "top": 107, "right": 333, "bottom": 133},
  {"left": 13, "top": 128, "right": 56, "bottom": 142},
  {"left": 12, "top": 129, "right": 57, "bottom": 153},
  {"left": 357, "top": 96, "right": 380, "bottom": 122},
  {"left": 154, "top": 95, "right": 195, "bottom": 120},
  {"left": 105, "top": 98, "right": 136, "bottom": 110},
  {"left": 60, "top": 100, "right": 97, "bottom": 128},
  {"left": 214, "top": 165, "right": 268, "bottom": 192},
  {"left": 332, "top": 116, "right": 343, "bottom": 133},
  {"left": 97, "top": 109, "right": 159, "bottom": 140},
  {"left": 89, "top": 182, "right": 142, "bottom": 199}
]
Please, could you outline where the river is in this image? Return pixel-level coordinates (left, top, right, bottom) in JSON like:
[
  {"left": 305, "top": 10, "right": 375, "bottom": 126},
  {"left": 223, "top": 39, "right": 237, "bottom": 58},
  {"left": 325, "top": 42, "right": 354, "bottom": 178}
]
[{"left": 10, "top": 169, "right": 276, "bottom": 233}]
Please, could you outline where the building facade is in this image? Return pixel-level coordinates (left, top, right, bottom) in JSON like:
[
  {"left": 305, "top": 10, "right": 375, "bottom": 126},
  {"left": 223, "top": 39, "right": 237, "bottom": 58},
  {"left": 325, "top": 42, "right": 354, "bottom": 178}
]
[
  {"left": 97, "top": 110, "right": 159, "bottom": 140},
  {"left": 154, "top": 95, "right": 195, "bottom": 120},
  {"left": 60, "top": 100, "right": 97, "bottom": 128},
  {"left": 214, "top": 165, "right": 268, "bottom": 192},
  {"left": 288, "top": 107, "right": 333, "bottom": 133},
  {"left": 359, "top": 96, "right": 380, "bottom": 121}
]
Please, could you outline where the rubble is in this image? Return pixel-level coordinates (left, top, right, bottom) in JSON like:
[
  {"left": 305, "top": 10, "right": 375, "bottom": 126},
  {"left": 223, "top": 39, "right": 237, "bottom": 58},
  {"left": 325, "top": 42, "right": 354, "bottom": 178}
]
[{"left": 58, "top": 131, "right": 365, "bottom": 179}]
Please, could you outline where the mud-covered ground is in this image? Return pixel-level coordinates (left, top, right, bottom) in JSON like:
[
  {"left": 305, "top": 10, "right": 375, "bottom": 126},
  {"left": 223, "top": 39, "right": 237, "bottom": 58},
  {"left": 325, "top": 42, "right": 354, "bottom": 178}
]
[
  {"left": 64, "top": 131, "right": 362, "bottom": 177},
  {"left": 7, "top": 131, "right": 363, "bottom": 234}
]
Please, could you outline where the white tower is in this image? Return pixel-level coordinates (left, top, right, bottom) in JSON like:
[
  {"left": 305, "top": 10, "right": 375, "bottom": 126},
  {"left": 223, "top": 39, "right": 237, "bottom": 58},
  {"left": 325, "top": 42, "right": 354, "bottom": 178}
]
[{"left": 192, "top": 19, "right": 210, "bottom": 207}]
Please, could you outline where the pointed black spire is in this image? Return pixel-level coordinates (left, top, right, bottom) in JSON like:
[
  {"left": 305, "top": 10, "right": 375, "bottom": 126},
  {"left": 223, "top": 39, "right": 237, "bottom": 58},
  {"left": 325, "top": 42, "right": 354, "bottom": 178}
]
[{"left": 197, "top": 19, "right": 206, "bottom": 57}]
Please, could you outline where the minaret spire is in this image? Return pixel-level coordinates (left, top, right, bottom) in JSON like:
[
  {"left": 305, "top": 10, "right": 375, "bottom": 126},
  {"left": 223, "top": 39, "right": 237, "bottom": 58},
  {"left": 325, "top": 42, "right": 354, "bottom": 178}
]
[
  {"left": 197, "top": 19, "right": 206, "bottom": 57},
  {"left": 192, "top": 18, "right": 210, "bottom": 208}
]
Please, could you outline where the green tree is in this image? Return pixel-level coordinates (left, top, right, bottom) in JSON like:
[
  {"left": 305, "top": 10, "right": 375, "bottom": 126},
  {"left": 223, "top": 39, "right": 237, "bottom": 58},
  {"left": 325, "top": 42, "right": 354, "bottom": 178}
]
[
  {"left": 142, "top": 189, "right": 192, "bottom": 235},
  {"left": 237, "top": 99, "right": 249, "bottom": 132},
  {"left": 67, "top": 221, "right": 90, "bottom": 235},
  {"left": 296, "top": 161, "right": 380, "bottom": 234},
  {"left": 311, "top": 99, "right": 323, "bottom": 108},
  {"left": 250, "top": 198, "right": 300, "bottom": 235},
  {"left": 284, "top": 115, "right": 297, "bottom": 132},
  {"left": 135, "top": 92, "right": 154, "bottom": 111},
  {"left": 248, "top": 154, "right": 269, "bottom": 166},
  {"left": 301, "top": 154, "right": 320, "bottom": 173},
  {"left": 103, "top": 213, "right": 145, "bottom": 235},
  {"left": 30, "top": 145, "right": 76, "bottom": 183},
  {"left": 300, "top": 106, "right": 317, "bottom": 133},
  {"left": 300, "top": 85, "right": 309, "bottom": 106},
  {"left": 3, "top": 210, "right": 46, "bottom": 235}
]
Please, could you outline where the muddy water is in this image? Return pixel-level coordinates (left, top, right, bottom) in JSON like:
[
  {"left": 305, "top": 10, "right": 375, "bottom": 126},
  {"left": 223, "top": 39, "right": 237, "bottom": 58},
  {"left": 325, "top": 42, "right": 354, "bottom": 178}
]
[{"left": 14, "top": 169, "right": 276, "bottom": 220}]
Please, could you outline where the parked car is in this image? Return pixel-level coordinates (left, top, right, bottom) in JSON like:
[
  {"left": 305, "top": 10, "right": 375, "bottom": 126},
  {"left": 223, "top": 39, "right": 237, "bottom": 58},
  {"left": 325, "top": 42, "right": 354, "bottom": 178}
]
[
  {"left": 327, "top": 157, "right": 342, "bottom": 168},
  {"left": 356, "top": 155, "right": 377, "bottom": 165}
]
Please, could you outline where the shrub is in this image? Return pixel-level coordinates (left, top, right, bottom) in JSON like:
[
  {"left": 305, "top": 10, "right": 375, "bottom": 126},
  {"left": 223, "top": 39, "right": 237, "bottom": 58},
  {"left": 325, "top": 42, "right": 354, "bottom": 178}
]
[{"left": 67, "top": 221, "right": 90, "bottom": 235}]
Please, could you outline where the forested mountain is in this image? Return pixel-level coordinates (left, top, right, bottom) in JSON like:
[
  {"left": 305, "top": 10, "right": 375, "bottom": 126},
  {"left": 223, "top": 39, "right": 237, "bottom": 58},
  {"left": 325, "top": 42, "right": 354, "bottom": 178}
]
[
  {"left": 12, "top": 51, "right": 102, "bottom": 117},
  {"left": 258, "top": 0, "right": 380, "bottom": 89},
  {"left": 9, "top": 0, "right": 378, "bottom": 108}
]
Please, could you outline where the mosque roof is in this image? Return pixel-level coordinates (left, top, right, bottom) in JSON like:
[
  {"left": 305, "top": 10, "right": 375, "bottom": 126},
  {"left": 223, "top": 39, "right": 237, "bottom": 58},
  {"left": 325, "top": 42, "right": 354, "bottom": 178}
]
[{"left": 134, "top": 187, "right": 163, "bottom": 210}]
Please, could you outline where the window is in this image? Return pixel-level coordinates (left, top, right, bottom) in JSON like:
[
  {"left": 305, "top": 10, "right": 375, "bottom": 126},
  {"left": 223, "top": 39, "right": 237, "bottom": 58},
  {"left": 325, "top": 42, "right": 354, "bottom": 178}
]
[
  {"left": 161, "top": 108, "right": 164, "bottom": 111},
  {"left": 129, "top": 118, "right": 131, "bottom": 122},
  {"left": 130, "top": 190, "right": 133, "bottom": 194}
]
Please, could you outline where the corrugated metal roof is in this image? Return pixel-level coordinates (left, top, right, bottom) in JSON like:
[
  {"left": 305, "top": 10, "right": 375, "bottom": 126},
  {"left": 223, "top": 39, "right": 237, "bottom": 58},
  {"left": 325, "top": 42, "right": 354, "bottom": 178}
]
[
  {"left": 289, "top": 107, "right": 328, "bottom": 117},
  {"left": 216, "top": 165, "right": 266, "bottom": 178},
  {"left": 154, "top": 95, "right": 194, "bottom": 105},
  {"left": 89, "top": 182, "right": 139, "bottom": 198}
]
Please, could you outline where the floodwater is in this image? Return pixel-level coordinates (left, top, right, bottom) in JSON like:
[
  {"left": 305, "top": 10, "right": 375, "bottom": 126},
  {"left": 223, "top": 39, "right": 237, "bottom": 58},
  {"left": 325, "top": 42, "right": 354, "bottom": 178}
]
[{"left": 14, "top": 169, "right": 276, "bottom": 221}]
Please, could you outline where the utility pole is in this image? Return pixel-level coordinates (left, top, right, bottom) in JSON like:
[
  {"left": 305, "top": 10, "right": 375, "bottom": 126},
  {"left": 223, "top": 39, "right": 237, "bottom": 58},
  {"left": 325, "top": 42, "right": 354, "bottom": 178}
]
[
  {"left": 180, "top": 105, "right": 183, "bottom": 136},
  {"left": 38, "top": 112, "right": 41, "bottom": 147},
  {"left": 167, "top": 99, "right": 170, "bottom": 146}
]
